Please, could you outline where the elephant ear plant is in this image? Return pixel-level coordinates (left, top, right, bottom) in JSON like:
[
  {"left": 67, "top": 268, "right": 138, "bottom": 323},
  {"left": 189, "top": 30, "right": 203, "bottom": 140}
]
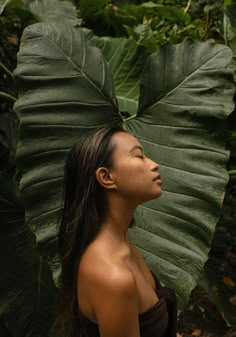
[
  {"left": 198, "top": 0, "right": 236, "bottom": 327},
  {"left": 0, "top": 21, "right": 235, "bottom": 336}
]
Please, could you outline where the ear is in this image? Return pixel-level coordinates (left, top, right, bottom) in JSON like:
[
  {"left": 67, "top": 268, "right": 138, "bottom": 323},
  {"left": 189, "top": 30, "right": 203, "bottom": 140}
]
[{"left": 95, "top": 167, "right": 116, "bottom": 190}]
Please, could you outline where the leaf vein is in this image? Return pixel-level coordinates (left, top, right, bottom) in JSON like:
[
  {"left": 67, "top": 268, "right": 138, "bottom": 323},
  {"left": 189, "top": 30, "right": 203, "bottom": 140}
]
[{"left": 143, "top": 48, "right": 229, "bottom": 114}]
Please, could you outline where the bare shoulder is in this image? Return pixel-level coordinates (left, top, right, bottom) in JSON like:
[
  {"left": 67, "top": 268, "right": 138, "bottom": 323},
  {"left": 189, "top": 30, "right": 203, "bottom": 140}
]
[
  {"left": 78, "top": 246, "right": 140, "bottom": 337},
  {"left": 79, "top": 245, "right": 137, "bottom": 297},
  {"left": 97, "top": 263, "right": 138, "bottom": 294},
  {"left": 94, "top": 266, "right": 140, "bottom": 337}
]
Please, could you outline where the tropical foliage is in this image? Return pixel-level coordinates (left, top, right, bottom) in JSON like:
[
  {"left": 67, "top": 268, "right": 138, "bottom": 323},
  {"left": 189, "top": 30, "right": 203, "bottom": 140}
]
[
  {"left": 5, "top": 21, "right": 235, "bottom": 336},
  {"left": 0, "top": 0, "right": 236, "bottom": 335},
  {"left": 199, "top": 0, "right": 236, "bottom": 327},
  {"left": 0, "top": 172, "right": 57, "bottom": 336},
  {"left": 77, "top": 0, "right": 225, "bottom": 51}
]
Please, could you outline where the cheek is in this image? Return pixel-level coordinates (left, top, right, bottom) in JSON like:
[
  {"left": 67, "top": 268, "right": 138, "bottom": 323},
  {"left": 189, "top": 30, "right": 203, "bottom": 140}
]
[
  {"left": 121, "top": 160, "right": 142, "bottom": 175},
  {"left": 115, "top": 160, "right": 147, "bottom": 184}
]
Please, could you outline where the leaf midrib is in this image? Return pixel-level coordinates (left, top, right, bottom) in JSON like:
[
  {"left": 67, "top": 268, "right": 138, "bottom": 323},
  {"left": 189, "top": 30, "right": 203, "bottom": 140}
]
[{"left": 37, "top": 29, "right": 117, "bottom": 111}]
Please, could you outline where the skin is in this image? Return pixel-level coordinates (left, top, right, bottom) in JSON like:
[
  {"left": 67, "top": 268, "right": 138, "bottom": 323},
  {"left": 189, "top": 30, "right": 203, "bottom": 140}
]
[{"left": 77, "top": 132, "right": 181, "bottom": 337}]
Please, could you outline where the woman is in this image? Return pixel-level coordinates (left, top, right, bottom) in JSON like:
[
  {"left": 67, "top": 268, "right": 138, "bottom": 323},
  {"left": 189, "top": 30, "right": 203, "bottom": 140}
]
[{"left": 58, "top": 124, "right": 178, "bottom": 337}]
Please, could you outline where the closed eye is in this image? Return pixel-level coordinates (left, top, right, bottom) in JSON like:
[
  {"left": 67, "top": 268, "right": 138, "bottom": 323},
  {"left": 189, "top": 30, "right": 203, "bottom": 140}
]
[{"left": 136, "top": 155, "right": 145, "bottom": 159}]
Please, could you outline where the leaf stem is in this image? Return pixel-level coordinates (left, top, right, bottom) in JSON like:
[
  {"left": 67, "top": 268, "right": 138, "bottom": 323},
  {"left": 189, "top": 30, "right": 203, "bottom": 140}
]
[
  {"left": 184, "top": 0, "right": 192, "bottom": 13},
  {"left": 0, "top": 62, "right": 13, "bottom": 78},
  {"left": 124, "top": 114, "right": 137, "bottom": 122},
  {"left": 228, "top": 170, "right": 236, "bottom": 176},
  {"left": 0, "top": 91, "right": 16, "bottom": 102}
]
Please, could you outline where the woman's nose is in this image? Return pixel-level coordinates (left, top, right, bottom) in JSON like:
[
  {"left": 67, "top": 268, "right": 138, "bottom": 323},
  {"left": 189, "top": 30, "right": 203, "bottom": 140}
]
[{"left": 150, "top": 159, "right": 159, "bottom": 171}]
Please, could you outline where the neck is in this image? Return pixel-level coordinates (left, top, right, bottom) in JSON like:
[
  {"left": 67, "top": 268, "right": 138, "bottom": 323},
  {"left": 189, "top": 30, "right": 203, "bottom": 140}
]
[{"left": 99, "top": 195, "right": 136, "bottom": 246}]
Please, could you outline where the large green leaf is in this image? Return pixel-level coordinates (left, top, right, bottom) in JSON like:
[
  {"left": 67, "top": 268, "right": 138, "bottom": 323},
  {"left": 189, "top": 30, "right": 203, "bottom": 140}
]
[
  {"left": 125, "top": 38, "right": 235, "bottom": 308},
  {"left": 13, "top": 22, "right": 121, "bottom": 267},
  {"left": 13, "top": 23, "right": 235, "bottom": 310},
  {"left": 0, "top": 172, "right": 57, "bottom": 337},
  {"left": 199, "top": 0, "right": 236, "bottom": 325},
  {"left": 87, "top": 34, "right": 149, "bottom": 116},
  {"left": 28, "top": 0, "right": 80, "bottom": 26}
]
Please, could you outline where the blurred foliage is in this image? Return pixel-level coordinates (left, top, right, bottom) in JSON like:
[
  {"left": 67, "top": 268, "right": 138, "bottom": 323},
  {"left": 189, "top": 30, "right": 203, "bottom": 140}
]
[
  {"left": 224, "top": 0, "right": 236, "bottom": 80},
  {"left": 74, "top": 0, "right": 224, "bottom": 52},
  {"left": 0, "top": 5, "right": 21, "bottom": 174},
  {"left": 199, "top": 1, "right": 236, "bottom": 326},
  {"left": 201, "top": 173, "right": 236, "bottom": 326}
]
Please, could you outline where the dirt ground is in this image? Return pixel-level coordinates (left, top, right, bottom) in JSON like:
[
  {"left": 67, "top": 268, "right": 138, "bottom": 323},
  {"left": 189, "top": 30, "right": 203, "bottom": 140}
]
[{"left": 177, "top": 285, "right": 236, "bottom": 337}]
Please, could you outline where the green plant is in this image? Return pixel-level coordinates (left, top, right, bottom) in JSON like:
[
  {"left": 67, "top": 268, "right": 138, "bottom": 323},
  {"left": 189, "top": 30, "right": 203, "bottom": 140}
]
[
  {"left": 0, "top": 171, "right": 57, "bottom": 336},
  {"left": 0, "top": 20, "right": 234, "bottom": 336},
  {"left": 0, "top": 0, "right": 80, "bottom": 172},
  {"left": 199, "top": 0, "right": 236, "bottom": 327},
  {"left": 1, "top": 0, "right": 236, "bottom": 334},
  {"left": 75, "top": 0, "right": 225, "bottom": 52}
]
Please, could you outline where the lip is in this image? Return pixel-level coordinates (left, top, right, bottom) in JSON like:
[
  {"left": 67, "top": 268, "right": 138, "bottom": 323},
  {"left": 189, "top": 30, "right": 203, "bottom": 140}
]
[{"left": 153, "top": 174, "right": 162, "bottom": 184}]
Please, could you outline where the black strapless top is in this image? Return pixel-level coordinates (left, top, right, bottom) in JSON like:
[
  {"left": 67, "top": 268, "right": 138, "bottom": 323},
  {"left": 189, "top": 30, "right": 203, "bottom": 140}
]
[{"left": 78, "top": 270, "right": 177, "bottom": 337}]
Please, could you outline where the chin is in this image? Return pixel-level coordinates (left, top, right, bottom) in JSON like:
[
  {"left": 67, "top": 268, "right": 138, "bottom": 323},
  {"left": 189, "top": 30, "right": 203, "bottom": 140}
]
[
  {"left": 152, "top": 188, "right": 162, "bottom": 199},
  {"left": 142, "top": 189, "right": 162, "bottom": 204}
]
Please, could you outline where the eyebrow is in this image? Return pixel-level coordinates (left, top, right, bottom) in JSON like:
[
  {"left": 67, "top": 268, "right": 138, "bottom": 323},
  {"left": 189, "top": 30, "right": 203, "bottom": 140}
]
[{"left": 129, "top": 145, "right": 144, "bottom": 153}]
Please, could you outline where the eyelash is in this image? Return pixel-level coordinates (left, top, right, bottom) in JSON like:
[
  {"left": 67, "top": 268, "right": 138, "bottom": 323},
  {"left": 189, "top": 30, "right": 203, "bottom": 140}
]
[{"left": 136, "top": 155, "right": 145, "bottom": 159}]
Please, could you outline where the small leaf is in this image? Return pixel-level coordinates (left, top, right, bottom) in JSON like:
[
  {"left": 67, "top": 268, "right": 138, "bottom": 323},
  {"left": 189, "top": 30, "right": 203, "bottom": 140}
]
[{"left": 79, "top": 0, "right": 110, "bottom": 18}]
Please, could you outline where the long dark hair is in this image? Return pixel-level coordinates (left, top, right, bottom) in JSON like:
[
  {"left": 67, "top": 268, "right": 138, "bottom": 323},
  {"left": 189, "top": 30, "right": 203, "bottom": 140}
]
[{"left": 57, "top": 124, "right": 125, "bottom": 337}]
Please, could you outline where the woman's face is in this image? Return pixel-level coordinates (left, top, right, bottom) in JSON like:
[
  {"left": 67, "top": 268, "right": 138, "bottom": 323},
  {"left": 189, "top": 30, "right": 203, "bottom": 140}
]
[{"left": 109, "top": 131, "right": 162, "bottom": 205}]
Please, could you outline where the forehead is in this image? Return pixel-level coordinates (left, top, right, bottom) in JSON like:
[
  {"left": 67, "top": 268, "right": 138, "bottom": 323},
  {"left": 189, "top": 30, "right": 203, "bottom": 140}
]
[{"left": 112, "top": 131, "right": 142, "bottom": 152}]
